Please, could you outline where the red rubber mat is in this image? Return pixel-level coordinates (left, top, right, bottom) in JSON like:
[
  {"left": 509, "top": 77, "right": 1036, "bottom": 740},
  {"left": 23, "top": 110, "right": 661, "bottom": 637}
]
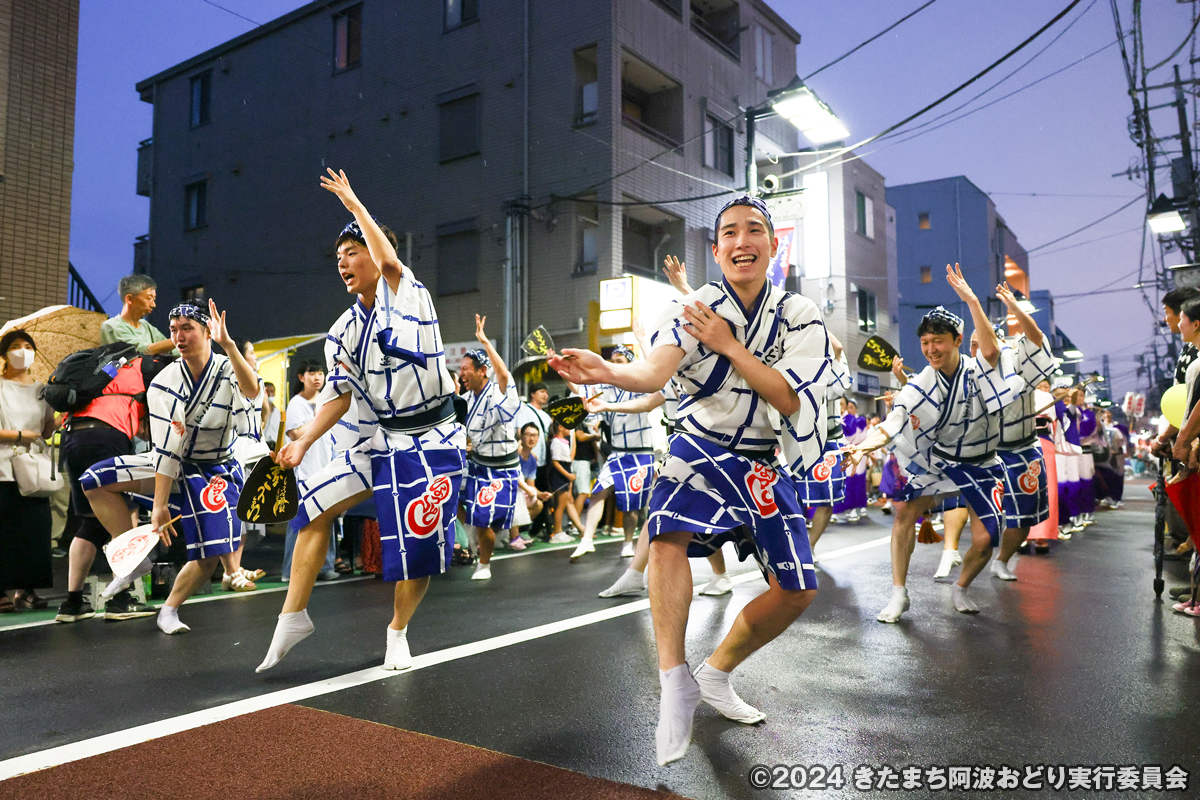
[{"left": 2, "top": 704, "right": 691, "bottom": 799}]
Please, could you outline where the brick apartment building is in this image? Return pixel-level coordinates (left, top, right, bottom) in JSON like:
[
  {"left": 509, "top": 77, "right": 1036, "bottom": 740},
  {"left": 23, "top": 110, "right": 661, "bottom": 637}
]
[{"left": 0, "top": 0, "right": 78, "bottom": 324}]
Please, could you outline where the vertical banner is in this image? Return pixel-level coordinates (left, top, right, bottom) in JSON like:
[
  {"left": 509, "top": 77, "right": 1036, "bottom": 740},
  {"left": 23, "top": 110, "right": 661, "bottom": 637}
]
[{"left": 767, "top": 225, "right": 795, "bottom": 289}]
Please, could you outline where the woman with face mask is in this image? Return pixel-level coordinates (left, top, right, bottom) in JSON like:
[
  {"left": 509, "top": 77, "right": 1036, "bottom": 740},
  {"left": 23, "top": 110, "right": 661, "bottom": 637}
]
[{"left": 0, "top": 329, "right": 58, "bottom": 613}]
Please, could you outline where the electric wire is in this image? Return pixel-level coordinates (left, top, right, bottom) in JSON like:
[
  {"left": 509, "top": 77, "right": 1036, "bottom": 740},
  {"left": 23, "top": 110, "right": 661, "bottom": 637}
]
[
  {"left": 801, "top": 0, "right": 940, "bottom": 82},
  {"left": 1024, "top": 196, "right": 1143, "bottom": 253}
]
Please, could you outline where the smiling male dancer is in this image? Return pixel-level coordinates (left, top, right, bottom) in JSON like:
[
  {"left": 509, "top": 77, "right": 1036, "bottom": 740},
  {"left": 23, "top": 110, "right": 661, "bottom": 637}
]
[{"left": 551, "top": 195, "right": 830, "bottom": 766}]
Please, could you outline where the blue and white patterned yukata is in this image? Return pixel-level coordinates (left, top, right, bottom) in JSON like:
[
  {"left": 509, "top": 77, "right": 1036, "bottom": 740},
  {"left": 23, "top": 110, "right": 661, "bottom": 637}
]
[
  {"left": 593, "top": 383, "right": 657, "bottom": 512},
  {"left": 462, "top": 378, "right": 521, "bottom": 531}
]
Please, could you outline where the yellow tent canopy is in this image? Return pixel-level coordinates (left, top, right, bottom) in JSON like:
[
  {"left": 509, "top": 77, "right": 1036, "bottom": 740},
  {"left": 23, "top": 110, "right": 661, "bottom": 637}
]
[{"left": 251, "top": 333, "right": 325, "bottom": 404}]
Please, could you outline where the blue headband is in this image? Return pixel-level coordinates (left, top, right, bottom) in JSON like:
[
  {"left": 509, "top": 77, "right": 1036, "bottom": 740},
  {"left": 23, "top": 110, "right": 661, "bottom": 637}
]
[
  {"left": 922, "top": 306, "right": 964, "bottom": 336},
  {"left": 339, "top": 216, "right": 381, "bottom": 242},
  {"left": 464, "top": 349, "right": 491, "bottom": 370},
  {"left": 612, "top": 345, "right": 635, "bottom": 363},
  {"left": 714, "top": 194, "right": 774, "bottom": 239},
  {"left": 169, "top": 302, "right": 210, "bottom": 326}
]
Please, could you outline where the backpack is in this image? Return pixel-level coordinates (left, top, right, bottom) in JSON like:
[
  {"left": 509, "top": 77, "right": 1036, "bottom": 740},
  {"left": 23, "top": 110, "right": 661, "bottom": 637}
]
[{"left": 42, "top": 343, "right": 175, "bottom": 413}]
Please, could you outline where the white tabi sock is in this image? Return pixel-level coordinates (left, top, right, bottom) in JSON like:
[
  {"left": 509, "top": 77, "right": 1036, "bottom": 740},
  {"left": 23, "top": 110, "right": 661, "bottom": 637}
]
[
  {"left": 255, "top": 609, "right": 314, "bottom": 672},
  {"left": 383, "top": 625, "right": 412, "bottom": 671},
  {"left": 693, "top": 660, "right": 765, "bottom": 723}
]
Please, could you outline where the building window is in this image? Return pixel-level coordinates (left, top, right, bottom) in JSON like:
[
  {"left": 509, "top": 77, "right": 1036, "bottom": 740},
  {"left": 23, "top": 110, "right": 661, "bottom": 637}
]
[
  {"left": 691, "top": 0, "right": 740, "bottom": 61},
  {"left": 445, "top": 0, "right": 479, "bottom": 31},
  {"left": 920, "top": 265, "right": 932, "bottom": 284},
  {"left": 184, "top": 181, "right": 207, "bottom": 229},
  {"left": 857, "top": 288, "right": 877, "bottom": 333},
  {"left": 650, "top": 0, "right": 683, "bottom": 17},
  {"left": 918, "top": 212, "right": 931, "bottom": 230},
  {"left": 438, "top": 90, "right": 481, "bottom": 162},
  {"left": 755, "top": 25, "right": 774, "bottom": 85},
  {"left": 621, "top": 51, "right": 683, "bottom": 147},
  {"left": 437, "top": 221, "right": 479, "bottom": 295},
  {"left": 622, "top": 203, "right": 683, "bottom": 279},
  {"left": 182, "top": 284, "right": 206, "bottom": 302},
  {"left": 574, "top": 200, "right": 599, "bottom": 275},
  {"left": 703, "top": 114, "right": 734, "bottom": 177},
  {"left": 189, "top": 71, "right": 210, "bottom": 128},
  {"left": 333, "top": 5, "right": 362, "bottom": 72},
  {"left": 575, "top": 46, "right": 598, "bottom": 126},
  {"left": 855, "top": 190, "right": 874, "bottom": 238}
]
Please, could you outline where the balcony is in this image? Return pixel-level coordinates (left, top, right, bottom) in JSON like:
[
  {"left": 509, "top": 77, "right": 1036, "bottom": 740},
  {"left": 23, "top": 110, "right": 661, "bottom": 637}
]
[{"left": 691, "top": 0, "right": 741, "bottom": 61}]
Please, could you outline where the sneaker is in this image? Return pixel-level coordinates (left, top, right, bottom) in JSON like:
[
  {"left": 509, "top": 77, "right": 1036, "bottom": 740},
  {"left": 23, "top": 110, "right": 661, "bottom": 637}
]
[
  {"left": 549, "top": 532, "right": 575, "bottom": 544},
  {"left": 51, "top": 546, "right": 67, "bottom": 558},
  {"left": 104, "top": 590, "right": 156, "bottom": 620},
  {"left": 55, "top": 596, "right": 94, "bottom": 623},
  {"left": 518, "top": 533, "right": 535, "bottom": 545},
  {"left": 507, "top": 538, "right": 527, "bottom": 551},
  {"left": 316, "top": 570, "right": 340, "bottom": 581}
]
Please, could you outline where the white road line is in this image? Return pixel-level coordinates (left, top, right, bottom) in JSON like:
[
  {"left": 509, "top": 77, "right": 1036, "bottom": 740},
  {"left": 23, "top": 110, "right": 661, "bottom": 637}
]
[{"left": 0, "top": 535, "right": 890, "bottom": 780}]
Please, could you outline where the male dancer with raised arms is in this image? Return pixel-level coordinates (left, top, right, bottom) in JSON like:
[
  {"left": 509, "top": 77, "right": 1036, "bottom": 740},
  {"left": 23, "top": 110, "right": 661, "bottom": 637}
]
[{"left": 257, "top": 169, "right": 464, "bottom": 672}]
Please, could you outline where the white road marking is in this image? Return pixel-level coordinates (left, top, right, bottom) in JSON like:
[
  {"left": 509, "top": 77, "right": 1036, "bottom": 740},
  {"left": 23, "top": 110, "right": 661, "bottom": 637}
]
[{"left": 0, "top": 536, "right": 890, "bottom": 779}]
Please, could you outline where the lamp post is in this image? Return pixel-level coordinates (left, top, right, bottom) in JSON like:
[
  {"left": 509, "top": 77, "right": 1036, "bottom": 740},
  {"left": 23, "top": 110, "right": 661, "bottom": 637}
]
[{"left": 743, "top": 75, "right": 847, "bottom": 196}]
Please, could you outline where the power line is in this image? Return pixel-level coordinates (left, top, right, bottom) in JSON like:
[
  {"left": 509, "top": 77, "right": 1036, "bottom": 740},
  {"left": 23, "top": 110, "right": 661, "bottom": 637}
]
[
  {"left": 792, "top": 0, "right": 1085, "bottom": 175},
  {"left": 801, "top": 0, "right": 941, "bottom": 82},
  {"left": 1031, "top": 223, "right": 1144, "bottom": 257},
  {"left": 1024, "top": 195, "right": 1143, "bottom": 252}
]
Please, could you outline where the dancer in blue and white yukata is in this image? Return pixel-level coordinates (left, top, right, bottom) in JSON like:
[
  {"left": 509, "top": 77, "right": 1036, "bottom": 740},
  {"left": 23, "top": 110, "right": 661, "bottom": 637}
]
[
  {"left": 550, "top": 195, "right": 831, "bottom": 766},
  {"left": 459, "top": 315, "right": 521, "bottom": 581},
  {"left": 797, "top": 332, "right": 850, "bottom": 556},
  {"left": 568, "top": 344, "right": 658, "bottom": 561},
  {"left": 985, "top": 282, "right": 1057, "bottom": 582},
  {"left": 257, "top": 169, "right": 464, "bottom": 673},
  {"left": 844, "top": 265, "right": 1024, "bottom": 622},
  {"left": 82, "top": 299, "right": 262, "bottom": 635}
]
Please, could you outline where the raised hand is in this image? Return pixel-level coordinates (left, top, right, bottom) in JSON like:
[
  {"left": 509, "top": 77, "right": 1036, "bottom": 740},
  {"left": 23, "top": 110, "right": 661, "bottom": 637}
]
[
  {"left": 662, "top": 255, "right": 692, "bottom": 295},
  {"left": 319, "top": 168, "right": 363, "bottom": 212},
  {"left": 475, "top": 314, "right": 489, "bottom": 345},
  {"left": 206, "top": 299, "right": 232, "bottom": 348},
  {"left": 995, "top": 281, "right": 1019, "bottom": 310},
  {"left": 682, "top": 301, "right": 736, "bottom": 356},
  {"left": 890, "top": 356, "right": 905, "bottom": 380},
  {"left": 945, "top": 263, "right": 977, "bottom": 304}
]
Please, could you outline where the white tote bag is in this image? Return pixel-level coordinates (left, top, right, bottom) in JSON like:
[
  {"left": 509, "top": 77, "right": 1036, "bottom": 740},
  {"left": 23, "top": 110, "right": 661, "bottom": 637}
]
[{"left": 0, "top": 401, "right": 63, "bottom": 498}]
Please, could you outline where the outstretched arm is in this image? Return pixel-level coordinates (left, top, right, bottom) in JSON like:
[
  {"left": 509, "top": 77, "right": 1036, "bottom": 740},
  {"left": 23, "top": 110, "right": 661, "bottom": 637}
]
[
  {"left": 946, "top": 263, "right": 999, "bottom": 367},
  {"left": 276, "top": 392, "right": 352, "bottom": 469},
  {"left": 474, "top": 314, "right": 510, "bottom": 394},
  {"left": 550, "top": 345, "right": 681, "bottom": 395},
  {"left": 320, "top": 168, "right": 403, "bottom": 291},
  {"left": 586, "top": 392, "right": 665, "bottom": 415},
  {"left": 995, "top": 281, "right": 1043, "bottom": 349}
]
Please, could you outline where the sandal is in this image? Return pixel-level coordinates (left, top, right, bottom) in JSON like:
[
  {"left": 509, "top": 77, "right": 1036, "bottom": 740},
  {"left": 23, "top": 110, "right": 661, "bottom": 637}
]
[
  {"left": 333, "top": 558, "right": 353, "bottom": 574},
  {"left": 238, "top": 567, "right": 267, "bottom": 581},
  {"left": 0, "top": 594, "right": 13, "bottom": 614},
  {"left": 14, "top": 591, "right": 47, "bottom": 610},
  {"left": 221, "top": 572, "right": 257, "bottom": 592}
]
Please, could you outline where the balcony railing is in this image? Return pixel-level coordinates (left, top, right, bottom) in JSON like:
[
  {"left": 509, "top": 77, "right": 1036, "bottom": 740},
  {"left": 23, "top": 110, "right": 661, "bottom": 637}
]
[
  {"left": 621, "top": 114, "right": 680, "bottom": 149},
  {"left": 68, "top": 262, "right": 105, "bottom": 313}
]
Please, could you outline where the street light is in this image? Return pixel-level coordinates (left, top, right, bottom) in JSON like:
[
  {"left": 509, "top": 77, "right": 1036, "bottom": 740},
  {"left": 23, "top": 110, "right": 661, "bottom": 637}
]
[
  {"left": 744, "top": 75, "right": 847, "bottom": 197},
  {"left": 1148, "top": 193, "right": 1186, "bottom": 234}
]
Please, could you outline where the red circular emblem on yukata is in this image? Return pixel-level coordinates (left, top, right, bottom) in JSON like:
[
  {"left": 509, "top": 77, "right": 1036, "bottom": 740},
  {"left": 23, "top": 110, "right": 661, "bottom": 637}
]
[
  {"left": 909, "top": 415, "right": 921, "bottom": 431},
  {"left": 201, "top": 477, "right": 229, "bottom": 512},
  {"left": 991, "top": 480, "right": 1005, "bottom": 511},
  {"left": 1018, "top": 461, "right": 1041, "bottom": 494},
  {"left": 745, "top": 463, "right": 780, "bottom": 517},
  {"left": 813, "top": 452, "right": 837, "bottom": 482},
  {"left": 405, "top": 475, "right": 453, "bottom": 538},
  {"left": 629, "top": 466, "right": 648, "bottom": 493},
  {"left": 478, "top": 479, "right": 503, "bottom": 507},
  {"left": 171, "top": 420, "right": 186, "bottom": 437}
]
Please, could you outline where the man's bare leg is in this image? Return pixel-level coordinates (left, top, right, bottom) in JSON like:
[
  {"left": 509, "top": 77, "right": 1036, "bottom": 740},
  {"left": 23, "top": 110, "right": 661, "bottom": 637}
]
[
  {"left": 648, "top": 530, "right": 702, "bottom": 766},
  {"left": 992, "top": 525, "right": 1028, "bottom": 581},
  {"left": 807, "top": 505, "right": 833, "bottom": 551},
  {"left": 84, "top": 479, "right": 155, "bottom": 599},
  {"left": 953, "top": 508, "right": 994, "bottom": 613},
  {"left": 383, "top": 575, "right": 431, "bottom": 670},
  {"left": 934, "top": 506, "right": 969, "bottom": 578},
  {"left": 157, "top": 554, "right": 221, "bottom": 634},
  {"left": 257, "top": 490, "right": 371, "bottom": 672},
  {"left": 879, "top": 494, "right": 937, "bottom": 622}
]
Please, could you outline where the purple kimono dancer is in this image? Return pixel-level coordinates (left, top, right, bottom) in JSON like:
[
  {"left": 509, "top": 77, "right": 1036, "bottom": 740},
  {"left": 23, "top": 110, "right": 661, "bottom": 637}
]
[{"left": 833, "top": 413, "right": 868, "bottom": 514}]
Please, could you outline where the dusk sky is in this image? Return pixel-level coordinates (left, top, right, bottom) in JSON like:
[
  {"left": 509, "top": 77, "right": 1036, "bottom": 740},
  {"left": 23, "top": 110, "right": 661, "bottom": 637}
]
[{"left": 69, "top": 1, "right": 1196, "bottom": 400}]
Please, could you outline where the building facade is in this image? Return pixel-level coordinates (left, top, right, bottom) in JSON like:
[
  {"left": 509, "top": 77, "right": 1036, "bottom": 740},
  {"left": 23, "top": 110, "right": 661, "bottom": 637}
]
[
  {"left": 887, "top": 176, "right": 1029, "bottom": 363},
  {"left": 133, "top": 0, "right": 803, "bottom": 363},
  {"left": 0, "top": 0, "right": 78, "bottom": 324}
]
